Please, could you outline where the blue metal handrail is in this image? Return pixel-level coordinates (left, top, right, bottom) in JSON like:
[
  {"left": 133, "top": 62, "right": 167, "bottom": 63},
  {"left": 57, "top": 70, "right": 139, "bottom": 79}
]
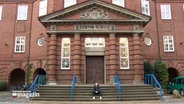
[
  {"left": 29, "top": 75, "right": 46, "bottom": 93},
  {"left": 70, "top": 75, "right": 77, "bottom": 101},
  {"left": 114, "top": 75, "right": 122, "bottom": 101},
  {"left": 144, "top": 74, "right": 162, "bottom": 100}
]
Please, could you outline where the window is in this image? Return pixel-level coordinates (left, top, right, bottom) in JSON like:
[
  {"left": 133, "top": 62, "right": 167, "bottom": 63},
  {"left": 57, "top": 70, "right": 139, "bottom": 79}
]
[
  {"left": 61, "top": 38, "right": 70, "bottom": 69},
  {"left": 64, "top": 0, "right": 76, "bottom": 8},
  {"left": 112, "top": 0, "right": 125, "bottom": 7},
  {"left": 37, "top": 37, "right": 46, "bottom": 46},
  {"left": 183, "top": 4, "right": 184, "bottom": 11},
  {"left": 15, "top": 36, "right": 26, "bottom": 53},
  {"left": 39, "top": 0, "right": 47, "bottom": 16},
  {"left": 160, "top": 4, "right": 171, "bottom": 19},
  {"left": 17, "top": 5, "right": 28, "bottom": 20},
  {"left": 119, "top": 38, "right": 129, "bottom": 69},
  {"left": 163, "top": 35, "right": 174, "bottom": 52},
  {"left": 0, "top": 5, "right": 2, "bottom": 21},
  {"left": 85, "top": 38, "right": 105, "bottom": 47},
  {"left": 141, "top": 0, "right": 150, "bottom": 16},
  {"left": 172, "top": 79, "right": 176, "bottom": 84}
]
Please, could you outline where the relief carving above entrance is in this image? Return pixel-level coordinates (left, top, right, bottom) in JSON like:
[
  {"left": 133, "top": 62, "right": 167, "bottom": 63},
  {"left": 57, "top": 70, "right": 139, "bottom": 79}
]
[{"left": 81, "top": 6, "right": 109, "bottom": 19}]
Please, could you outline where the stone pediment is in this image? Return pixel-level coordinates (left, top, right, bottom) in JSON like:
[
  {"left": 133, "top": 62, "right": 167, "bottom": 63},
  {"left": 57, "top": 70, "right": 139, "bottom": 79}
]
[{"left": 39, "top": 0, "right": 150, "bottom": 26}]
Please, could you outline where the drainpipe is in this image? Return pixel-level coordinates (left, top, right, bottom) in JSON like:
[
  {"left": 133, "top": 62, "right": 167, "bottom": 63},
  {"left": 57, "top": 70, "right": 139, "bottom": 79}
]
[
  {"left": 153, "top": 0, "right": 161, "bottom": 61},
  {"left": 12, "top": 3, "right": 18, "bottom": 58},
  {"left": 26, "top": 1, "right": 34, "bottom": 86}
]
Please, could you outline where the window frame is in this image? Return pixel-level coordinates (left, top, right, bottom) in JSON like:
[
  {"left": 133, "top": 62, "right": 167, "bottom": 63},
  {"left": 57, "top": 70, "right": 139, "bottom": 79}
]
[
  {"left": 39, "top": 0, "right": 48, "bottom": 16},
  {"left": 163, "top": 35, "right": 174, "bottom": 52},
  {"left": 61, "top": 38, "right": 71, "bottom": 69},
  {"left": 112, "top": 0, "right": 125, "bottom": 7},
  {"left": 119, "top": 38, "right": 129, "bottom": 69},
  {"left": 85, "top": 38, "right": 105, "bottom": 47},
  {"left": 0, "top": 5, "right": 2, "bottom": 21},
  {"left": 64, "top": 0, "right": 77, "bottom": 8},
  {"left": 141, "top": 0, "right": 150, "bottom": 16},
  {"left": 14, "top": 36, "right": 26, "bottom": 53},
  {"left": 160, "top": 4, "right": 172, "bottom": 20},
  {"left": 17, "top": 5, "right": 28, "bottom": 20}
]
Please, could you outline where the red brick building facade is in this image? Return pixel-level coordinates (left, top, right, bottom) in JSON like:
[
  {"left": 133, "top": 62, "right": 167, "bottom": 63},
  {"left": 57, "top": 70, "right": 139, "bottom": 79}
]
[{"left": 0, "top": 0, "right": 184, "bottom": 86}]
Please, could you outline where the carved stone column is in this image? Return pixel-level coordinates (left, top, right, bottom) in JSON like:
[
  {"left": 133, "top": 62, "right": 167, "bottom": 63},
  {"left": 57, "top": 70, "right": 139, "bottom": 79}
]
[
  {"left": 133, "top": 33, "right": 144, "bottom": 84},
  {"left": 47, "top": 34, "right": 57, "bottom": 85},
  {"left": 109, "top": 33, "right": 117, "bottom": 83},
  {"left": 73, "top": 33, "right": 81, "bottom": 83}
]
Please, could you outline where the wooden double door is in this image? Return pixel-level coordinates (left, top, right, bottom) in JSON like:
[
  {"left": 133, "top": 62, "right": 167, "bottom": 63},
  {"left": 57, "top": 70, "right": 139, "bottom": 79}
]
[{"left": 86, "top": 56, "right": 104, "bottom": 84}]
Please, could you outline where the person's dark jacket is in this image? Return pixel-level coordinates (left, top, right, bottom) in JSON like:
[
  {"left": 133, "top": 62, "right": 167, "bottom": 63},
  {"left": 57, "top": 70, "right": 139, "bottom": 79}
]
[{"left": 93, "top": 85, "right": 100, "bottom": 92}]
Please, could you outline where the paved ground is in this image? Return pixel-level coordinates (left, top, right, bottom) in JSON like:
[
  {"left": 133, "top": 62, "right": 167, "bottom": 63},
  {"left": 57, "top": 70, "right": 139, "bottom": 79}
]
[{"left": 0, "top": 91, "right": 184, "bottom": 104}]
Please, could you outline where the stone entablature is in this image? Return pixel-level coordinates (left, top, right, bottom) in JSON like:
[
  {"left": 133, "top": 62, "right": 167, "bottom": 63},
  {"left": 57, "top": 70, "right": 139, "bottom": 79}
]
[{"left": 48, "top": 24, "right": 143, "bottom": 31}]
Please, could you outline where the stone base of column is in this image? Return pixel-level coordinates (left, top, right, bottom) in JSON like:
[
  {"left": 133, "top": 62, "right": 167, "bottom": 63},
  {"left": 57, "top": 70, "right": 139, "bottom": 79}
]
[
  {"left": 108, "top": 81, "right": 115, "bottom": 85},
  {"left": 76, "top": 79, "right": 83, "bottom": 84},
  {"left": 108, "top": 75, "right": 115, "bottom": 84},
  {"left": 133, "top": 80, "right": 144, "bottom": 84},
  {"left": 47, "top": 81, "right": 57, "bottom": 85}
]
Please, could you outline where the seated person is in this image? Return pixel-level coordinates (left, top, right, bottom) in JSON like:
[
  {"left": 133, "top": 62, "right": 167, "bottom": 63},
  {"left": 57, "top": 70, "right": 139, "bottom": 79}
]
[{"left": 92, "top": 83, "right": 102, "bottom": 99}]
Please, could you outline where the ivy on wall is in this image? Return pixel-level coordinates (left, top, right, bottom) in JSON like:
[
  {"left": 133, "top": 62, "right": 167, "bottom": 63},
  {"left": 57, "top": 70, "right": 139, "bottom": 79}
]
[
  {"left": 154, "top": 61, "right": 169, "bottom": 89},
  {"left": 144, "top": 60, "right": 169, "bottom": 89}
]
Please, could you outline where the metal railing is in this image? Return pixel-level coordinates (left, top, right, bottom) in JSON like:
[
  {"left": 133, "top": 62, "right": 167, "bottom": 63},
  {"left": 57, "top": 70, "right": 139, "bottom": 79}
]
[
  {"left": 144, "top": 74, "right": 162, "bottom": 100},
  {"left": 70, "top": 75, "right": 77, "bottom": 101},
  {"left": 29, "top": 75, "right": 46, "bottom": 93},
  {"left": 114, "top": 75, "right": 122, "bottom": 101}
]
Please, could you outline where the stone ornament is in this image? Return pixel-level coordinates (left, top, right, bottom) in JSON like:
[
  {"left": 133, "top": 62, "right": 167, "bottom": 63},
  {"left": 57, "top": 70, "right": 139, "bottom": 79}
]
[
  {"left": 144, "top": 37, "right": 152, "bottom": 46},
  {"left": 81, "top": 6, "right": 109, "bottom": 19},
  {"left": 50, "top": 25, "right": 56, "bottom": 30},
  {"left": 133, "top": 25, "right": 139, "bottom": 30},
  {"left": 37, "top": 37, "right": 46, "bottom": 46}
]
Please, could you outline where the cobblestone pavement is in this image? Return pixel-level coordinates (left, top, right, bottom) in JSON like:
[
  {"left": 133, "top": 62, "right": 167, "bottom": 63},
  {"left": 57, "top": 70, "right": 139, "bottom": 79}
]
[{"left": 0, "top": 91, "right": 184, "bottom": 104}]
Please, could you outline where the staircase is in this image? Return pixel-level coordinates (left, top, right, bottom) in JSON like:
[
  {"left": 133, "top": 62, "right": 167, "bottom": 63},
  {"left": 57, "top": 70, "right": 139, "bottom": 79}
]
[
  {"left": 121, "top": 84, "right": 160, "bottom": 101},
  {"left": 32, "top": 84, "right": 160, "bottom": 101}
]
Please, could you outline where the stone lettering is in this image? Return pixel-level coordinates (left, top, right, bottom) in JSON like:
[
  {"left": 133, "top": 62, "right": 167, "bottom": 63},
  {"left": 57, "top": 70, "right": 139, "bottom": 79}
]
[{"left": 75, "top": 24, "right": 115, "bottom": 30}]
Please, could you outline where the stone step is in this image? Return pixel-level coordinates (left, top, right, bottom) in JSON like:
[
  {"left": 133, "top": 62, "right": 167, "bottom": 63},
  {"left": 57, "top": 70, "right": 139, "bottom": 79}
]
[
  {"left": 38, "top": 92, "right": 118, "bottom": 95},
  {"left": 39, "top": 95, "right": 118, "bottom": 98},
  {"left": 32, "top": 84, "right": 160, "bottom": 101},
  {"left": 32, "top": 97, "right": 119, "bottom": 101},
  {"left": 32, "top": 97, "right": 160, "bottom": 101},
  {"left": 122, "top": 97, "right": 160, "bottom": 101}
]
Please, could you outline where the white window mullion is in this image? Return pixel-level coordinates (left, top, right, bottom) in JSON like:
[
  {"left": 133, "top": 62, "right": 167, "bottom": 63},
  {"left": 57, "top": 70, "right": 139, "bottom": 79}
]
[
  {"left": 17, "top": 5, "right": 28, "bottom": 20},
  {"left": 39, "top": 0, "right": 47, "bottom": 16},
  {"left": 119, "top": 38, "right": 129, "bottom": 69},
  {"left": 163, "top": 35, "right": 174, "bottom": 52},
  {"left": 160, "top": 4, "right": 171, "bottom": 19},
  {"left": 85, "top": 38, "right": 105, "bottom": 47},
  {"left": 141, "top": 0, "right": 150, "bottom": 16},
  {"left": 0, "top": 6, "right": 2, "bottom": 21},
  {"left": 112, "top": 0, "right": 125, "bottom": 7},
  {"left": 15, "top": 36, "right": 26, "bottom": 53},
  {"left": 61, "top": 38, "right": 70, "bottom": 69},
  {"left": 64, "top": 0, "right": 76, "bottom": 8}
]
